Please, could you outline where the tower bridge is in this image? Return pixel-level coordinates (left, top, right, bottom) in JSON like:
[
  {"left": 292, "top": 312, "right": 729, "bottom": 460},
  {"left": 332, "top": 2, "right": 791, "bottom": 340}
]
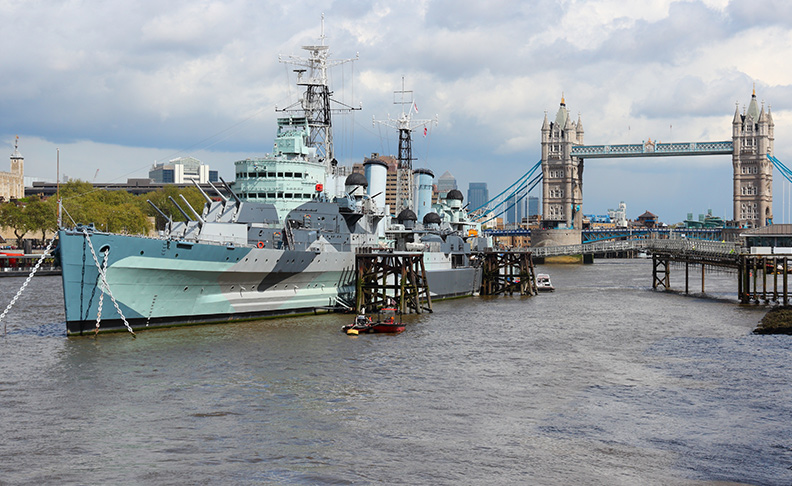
[
  {"left": 570, "top": 140, "right": 734, "bottom": 158},
  {"left": 540, "top": 90, "right": 774, "bottom": 234}
]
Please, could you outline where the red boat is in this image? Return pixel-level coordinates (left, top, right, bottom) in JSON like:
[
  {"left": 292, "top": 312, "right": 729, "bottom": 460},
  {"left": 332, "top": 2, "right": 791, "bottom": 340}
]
[{"left": 342, "top": 309, "right": 405, "bottom": 334}]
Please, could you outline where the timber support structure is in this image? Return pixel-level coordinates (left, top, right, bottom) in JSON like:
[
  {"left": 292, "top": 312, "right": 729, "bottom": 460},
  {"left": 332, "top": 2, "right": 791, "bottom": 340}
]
[
  {"left": 355, "top": 251, "right": 433, "bottom": 314},
  {"left": 738, "top": 255, "right": 790, "bottom": 305},
  {"left": 480, "top": 250, "right": 538, "bottom": 296}
]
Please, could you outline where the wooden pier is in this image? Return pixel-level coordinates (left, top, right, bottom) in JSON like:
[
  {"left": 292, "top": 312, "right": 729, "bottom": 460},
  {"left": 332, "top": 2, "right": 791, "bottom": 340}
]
[
  {"left": 479, "top": 250, "right": 538, "bottom": 296},
  {"left": 355, "top": 251, "right": 433, "bottom": 315},
  {"left": 738, "top": 255, "right": 792, "bottom": 304},
  {"left": 652, "top": 250, "right": 792, "bottom": 304}
]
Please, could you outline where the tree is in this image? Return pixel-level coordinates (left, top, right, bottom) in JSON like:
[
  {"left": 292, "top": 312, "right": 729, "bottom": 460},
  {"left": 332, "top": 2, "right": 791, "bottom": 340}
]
[
  {"left": 25, "top": 196, "right": 58, "bottom": 243},
  {"left": 0, "top": 202, "right": 30, "bottom": 247},
  {"left": 59, "top": 181, "right": 152, "bottom": 235}
]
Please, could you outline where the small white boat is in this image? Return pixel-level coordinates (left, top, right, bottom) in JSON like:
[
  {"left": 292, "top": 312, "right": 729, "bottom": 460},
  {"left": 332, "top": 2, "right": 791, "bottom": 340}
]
[{"left": 536, "top": 273, "right": 555, "bottom": 292}]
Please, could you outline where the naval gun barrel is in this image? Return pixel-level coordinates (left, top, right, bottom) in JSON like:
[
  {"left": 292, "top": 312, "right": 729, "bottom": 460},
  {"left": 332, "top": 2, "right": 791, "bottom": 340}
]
[
  {"left": 191, "top": 179, "right": 213, "bottom": 204},
  {"left": 206, "top": 180, "right": 228, "bottom": 202},
  {"left": 179, "top": 194, "right": 205, "bottom": 224},
  {"left": 219, "top": 177, "right": 242, "bottom": 205},
  {"left": 168, "top": 196, "right": 194, "bottom": 222},
  {"left": 146, "top": 200, "right": 172, "bottom": 225}
]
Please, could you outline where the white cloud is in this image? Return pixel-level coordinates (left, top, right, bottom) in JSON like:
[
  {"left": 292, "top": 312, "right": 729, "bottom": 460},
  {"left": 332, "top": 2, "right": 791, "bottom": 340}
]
[
  {"left": 2, "top": 0, "right": 792, "bottom": 222},
  {"left": 541, "top": 0, "right": 673, "bottom": 49}
]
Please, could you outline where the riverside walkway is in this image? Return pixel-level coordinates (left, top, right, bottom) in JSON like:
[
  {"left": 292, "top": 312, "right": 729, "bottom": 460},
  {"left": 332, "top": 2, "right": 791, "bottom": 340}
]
[{"left": 529, "top": 239, "right": 787, "bottom": 304}]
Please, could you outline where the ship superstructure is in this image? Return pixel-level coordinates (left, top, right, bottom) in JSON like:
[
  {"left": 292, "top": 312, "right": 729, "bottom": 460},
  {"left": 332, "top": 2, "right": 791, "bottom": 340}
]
[
  {"left": 232, "top": 117, "right": 327, "bottom": 217},
  {"left": 56, "top": 25, "right": 490, "bottom": 336},
  {"left": 232, "top": 18, "right": 360, "bottom": 220},
  {"left": 373, "top": 77, "right": 437, "bottom": 215}
]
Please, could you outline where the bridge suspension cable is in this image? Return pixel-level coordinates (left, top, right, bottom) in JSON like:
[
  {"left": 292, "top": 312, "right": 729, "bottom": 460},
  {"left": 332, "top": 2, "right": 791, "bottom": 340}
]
[
  {"left": 769, "top": 155, "right": 792, "bottom": 184},
  {"left": 476, "top": 173, "right": 543, "bottom": 225},
  {"left": 470, "top": 160, "right": 543, "bottom": 221}
]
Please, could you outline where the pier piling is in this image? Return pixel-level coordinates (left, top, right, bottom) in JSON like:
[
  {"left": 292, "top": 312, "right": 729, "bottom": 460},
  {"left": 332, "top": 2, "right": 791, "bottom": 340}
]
[
  {"left": 480, "top": 250, "right": 538, "bottom": 296},
  {"left": 355, "top": 251, "right": 432, "bottom": 315}
]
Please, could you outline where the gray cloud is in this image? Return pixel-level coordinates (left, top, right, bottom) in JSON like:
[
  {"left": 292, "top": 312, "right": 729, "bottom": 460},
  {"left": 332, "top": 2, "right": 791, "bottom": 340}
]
[{"left": 2, "top": 0, "right": 792, "bottom": 223}]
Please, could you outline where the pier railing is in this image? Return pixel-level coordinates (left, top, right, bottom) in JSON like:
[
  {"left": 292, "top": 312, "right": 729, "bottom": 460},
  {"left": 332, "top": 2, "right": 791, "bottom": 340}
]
[{"left": 531, "top": 238, "right": 742, "bottom": 259}]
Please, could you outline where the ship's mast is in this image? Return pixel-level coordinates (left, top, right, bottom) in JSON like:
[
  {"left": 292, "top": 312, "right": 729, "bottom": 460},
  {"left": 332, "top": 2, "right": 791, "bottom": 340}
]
[
  {"left": 373, "top": 77, "right": 438, "bottom": 213},
  {"left": 277, "top": 15, "right": 360, "bottom": 172}
]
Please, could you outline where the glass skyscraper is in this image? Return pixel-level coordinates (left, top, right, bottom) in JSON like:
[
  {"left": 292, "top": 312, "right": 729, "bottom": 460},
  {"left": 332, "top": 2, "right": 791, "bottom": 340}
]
[{"left": 467, "top": 182, "right": 488, "bottom": 212}]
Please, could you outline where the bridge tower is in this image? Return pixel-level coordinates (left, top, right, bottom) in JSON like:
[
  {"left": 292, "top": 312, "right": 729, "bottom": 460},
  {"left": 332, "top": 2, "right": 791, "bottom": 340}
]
[
  {"left": 732, "top": 89, "right": 774, "bottom": 228},
  {"left": 541, "top": 96, "right": 584, "bottom": 229}
]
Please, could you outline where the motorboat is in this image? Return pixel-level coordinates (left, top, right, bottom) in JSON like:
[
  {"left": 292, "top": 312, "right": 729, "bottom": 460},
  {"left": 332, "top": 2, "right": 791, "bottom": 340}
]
[
  {"left": 342, "top": 309, "right": 405, "bottom": 334},
  {"left": 536, "top": 273, "right": 555, "bottom": 292}
]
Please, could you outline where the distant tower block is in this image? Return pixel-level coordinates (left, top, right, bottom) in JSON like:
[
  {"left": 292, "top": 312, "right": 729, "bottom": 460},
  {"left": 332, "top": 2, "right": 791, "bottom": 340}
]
[
  {"left": 732, "top": 88, "right": 774, "bottom": 228},
  {"left": 541, "top": 95, "right": 584, "bottom": 229}
]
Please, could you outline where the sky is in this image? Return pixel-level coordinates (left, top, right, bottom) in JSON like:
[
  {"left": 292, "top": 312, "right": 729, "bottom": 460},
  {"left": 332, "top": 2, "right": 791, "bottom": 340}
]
[{"left": 3, "top": 0, "right": 792, "bottom": 223}]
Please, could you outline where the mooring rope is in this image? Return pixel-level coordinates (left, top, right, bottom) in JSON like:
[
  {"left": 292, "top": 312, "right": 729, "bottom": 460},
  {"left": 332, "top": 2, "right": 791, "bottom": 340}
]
[
  {"left": 82, "top": 229, "right": 135, "bottom": 337},
  {"left": 0, "top": 236, "right": 58, "bottom": 337}
]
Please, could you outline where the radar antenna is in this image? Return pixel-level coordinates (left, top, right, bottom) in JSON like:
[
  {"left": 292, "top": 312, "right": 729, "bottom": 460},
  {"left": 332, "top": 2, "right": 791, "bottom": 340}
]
[
  {"left": 277, "top": 14, "right": 361, "bottom": 172},
  {"left": 372, "top": 76, "right": 438, "bottom": 213}
]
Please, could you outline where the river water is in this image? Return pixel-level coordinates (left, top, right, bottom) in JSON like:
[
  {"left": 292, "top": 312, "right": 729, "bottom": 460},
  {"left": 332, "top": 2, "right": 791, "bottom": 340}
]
[{"left": 0, "top": 259, "right": 790, "bottom": 485}]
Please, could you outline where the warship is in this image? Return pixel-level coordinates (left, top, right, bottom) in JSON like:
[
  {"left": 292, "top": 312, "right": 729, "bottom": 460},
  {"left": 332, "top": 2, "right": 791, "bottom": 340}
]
[{"left": 57, "top": 27, "right": 490, "bottom": 335}]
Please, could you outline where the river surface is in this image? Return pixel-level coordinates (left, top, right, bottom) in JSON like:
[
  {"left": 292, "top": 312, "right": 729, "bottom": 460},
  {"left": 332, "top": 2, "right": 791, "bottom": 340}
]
[{"left": 0, "top": 259, "right": 790, "bottom": 485}]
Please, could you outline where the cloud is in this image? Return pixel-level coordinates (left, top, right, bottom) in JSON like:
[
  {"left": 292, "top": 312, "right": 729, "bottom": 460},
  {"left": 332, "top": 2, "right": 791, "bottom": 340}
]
[{"left": 2, "top": 0, "right": 792, "bottom": 223}]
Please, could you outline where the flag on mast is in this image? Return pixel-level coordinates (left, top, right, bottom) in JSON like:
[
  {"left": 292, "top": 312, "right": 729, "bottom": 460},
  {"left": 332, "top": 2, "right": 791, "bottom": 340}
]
[{"left": 413, "top": 102, "right": 418, "bottom": 113}]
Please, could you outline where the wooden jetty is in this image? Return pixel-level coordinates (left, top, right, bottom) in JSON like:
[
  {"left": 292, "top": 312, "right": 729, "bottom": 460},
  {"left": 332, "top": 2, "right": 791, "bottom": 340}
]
[
  {"left": 354, "top": 251, "right": 432, "bottom": 315},
  {"left": 480, "top": 250, "right": 538, "bottom": 296}
]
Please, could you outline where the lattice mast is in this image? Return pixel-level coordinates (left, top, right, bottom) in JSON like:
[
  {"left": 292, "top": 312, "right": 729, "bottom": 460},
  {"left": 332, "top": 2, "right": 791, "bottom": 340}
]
[
  {"left": 373, "top": 77, "right": 438, "bottom": 212},
  {"left": 277, "top": 15, "right": 360, "bottom": 171}
]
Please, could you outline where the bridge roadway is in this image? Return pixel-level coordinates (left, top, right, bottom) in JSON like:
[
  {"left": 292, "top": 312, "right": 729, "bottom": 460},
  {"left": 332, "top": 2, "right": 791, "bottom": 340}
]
[
  {"left": 484, "top": 228, "right": 725, "bottom": 242},
  {"left": 529, "top": 238, "right": 741, "bottom": 259},
  {"left": 570, "top": 140, "right": 733, "bottom": 158}
]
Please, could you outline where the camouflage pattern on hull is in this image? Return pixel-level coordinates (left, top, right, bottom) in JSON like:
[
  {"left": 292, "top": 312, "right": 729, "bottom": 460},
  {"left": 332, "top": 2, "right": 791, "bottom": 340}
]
[{"left": 60, "top": 229, "right": 356, "bottom": 335}]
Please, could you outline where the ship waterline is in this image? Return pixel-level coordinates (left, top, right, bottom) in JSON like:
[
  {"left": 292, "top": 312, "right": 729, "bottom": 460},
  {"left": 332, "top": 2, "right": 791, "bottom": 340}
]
[{"left": 60, "top": 228, "right": 483, "bottom": 335}]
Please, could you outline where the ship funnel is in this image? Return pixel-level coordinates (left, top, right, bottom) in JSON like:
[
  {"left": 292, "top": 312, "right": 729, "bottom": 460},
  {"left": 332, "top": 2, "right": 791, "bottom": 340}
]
[
  {"left": 364, "top": 158, "right": 387, "bottom": 209},
  {"left": 364, "top": 157, "right": 388, "bottom": 237},
  {"left": 413, "top": 168, "right": 434, "bottom": 222}
]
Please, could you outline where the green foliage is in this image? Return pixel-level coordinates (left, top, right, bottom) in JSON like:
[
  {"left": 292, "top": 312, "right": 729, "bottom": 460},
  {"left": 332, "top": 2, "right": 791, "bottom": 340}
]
[
  {"left": 59, "top": 181, "right": 151, "bottom": 235},
  {"left": 0, "top": 202, "right": 30, "bottom": 245},
  {"left": 54, "top": 182, "right": 212, "bottom": 234},
  {"left": 0, "top": 182, "right": 216, "bottom": 240},
  {"left": 25, "top": 196, "right": 58, "bottom": 241}
]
